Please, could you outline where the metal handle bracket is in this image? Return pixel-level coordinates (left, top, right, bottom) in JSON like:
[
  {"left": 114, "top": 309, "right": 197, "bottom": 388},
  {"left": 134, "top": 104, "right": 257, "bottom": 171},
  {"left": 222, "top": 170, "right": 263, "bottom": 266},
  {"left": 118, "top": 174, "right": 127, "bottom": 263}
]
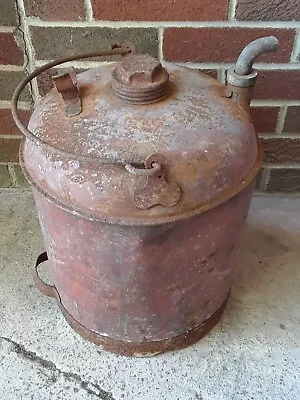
[
  {"left": 11, "top": 45, "right": 132, "bottom": 163},
  {"left": 125, "top": 154, "right": 181, "bottom": 209}
]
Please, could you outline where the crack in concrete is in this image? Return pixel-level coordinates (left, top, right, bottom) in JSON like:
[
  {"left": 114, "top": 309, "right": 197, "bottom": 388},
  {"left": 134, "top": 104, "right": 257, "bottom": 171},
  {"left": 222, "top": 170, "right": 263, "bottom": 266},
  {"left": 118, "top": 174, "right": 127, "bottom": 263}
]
[{"left": 0, "top": 336, "right": 115, "bottom": 400}]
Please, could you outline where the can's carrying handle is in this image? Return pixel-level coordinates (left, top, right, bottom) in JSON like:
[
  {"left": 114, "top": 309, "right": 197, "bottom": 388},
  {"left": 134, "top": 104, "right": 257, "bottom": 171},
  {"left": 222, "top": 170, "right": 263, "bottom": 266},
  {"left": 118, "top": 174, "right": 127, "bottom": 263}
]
[
  {"left": 227, "top": 36, "right": 279, "bottom": 88},
  {"left": 11, "top": 45, "right": 132, "bottom": 163},
  {"left": 34, "top": 252, "right": 56, "bottom": 298}
]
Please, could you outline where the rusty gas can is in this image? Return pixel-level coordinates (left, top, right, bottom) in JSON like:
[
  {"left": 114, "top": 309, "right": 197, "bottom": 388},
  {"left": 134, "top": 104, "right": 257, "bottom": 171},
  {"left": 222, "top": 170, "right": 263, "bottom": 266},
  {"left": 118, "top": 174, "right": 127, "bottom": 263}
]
[{"left": 12, "top": 37, "right": 279, "bottom": 356}]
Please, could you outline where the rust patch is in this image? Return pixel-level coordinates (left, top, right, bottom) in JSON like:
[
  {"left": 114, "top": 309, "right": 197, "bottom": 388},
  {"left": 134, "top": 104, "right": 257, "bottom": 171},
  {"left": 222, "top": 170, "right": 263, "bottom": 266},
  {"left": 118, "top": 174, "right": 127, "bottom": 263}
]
[
  {"left": 52, "top": 68, "right": 82, "bottom": 117},
  {"left": 15, "top": 49, "right": 262, "bottom": 356},
  {"left": 20, "top": 60, "right": 260, "bottom": 225}
]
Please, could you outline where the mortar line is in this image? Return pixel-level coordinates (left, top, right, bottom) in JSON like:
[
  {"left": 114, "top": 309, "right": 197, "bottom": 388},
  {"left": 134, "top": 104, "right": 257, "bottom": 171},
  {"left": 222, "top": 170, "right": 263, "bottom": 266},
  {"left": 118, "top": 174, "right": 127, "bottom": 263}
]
[
  {"left": 228, "top": 0, "right": 237, "bottom": 20},
  {"left": 34, "top": 60, "right": 114, "bottom": 69},
  {"left": 0, "top": 161, "right": 19, "bottom": 165},
  {"left": 174, "top": 62, "right": 300, "bottom": 70},
  {"left": 251, "top": 100, "right": 300, "bottom": 107},
  {"left": 0, "top": 100, "right": 31, "bottom": 109},
  {"left": 15, "top": 0, "right": 37, "bottom": 103},
  {"left": 276, "top": 105, "right": 288, "bottom": 133},
  {"left": 251, "top": 104, "right": 284, "bottom": 108},
  {"left": 0, "top": 65, "right": 25, "bottom": 71},
  {"left": 33, "top": 60, "right": 300, "bottom": 70},
  {"left": 260, "top": 168, "right": 270, "bottom": 191},
  {"left": 0, "top": 26, "right": 16, "bottom": 33},
  {"left": 263, "top": 163, "right": 300, "bottom": 168},
  {"left": 259, "top": 133, "right": 300, "bottom": 139},
  {"left": 290, "top": 31, "right": 300, "bottom": 62},
  {"left": 158, "top": 27, "right": 164, "bottom": 62},
  {"left": 218, "top": 69, "right": 226, "bottom": 84},
  {"left": 25, "top": 18, "right": 300, "bottom": 29},
  {"left": 84, "top": 0, "right": 93, "bottom": 21},
  {"left": 0, "top": 135, "right": 22, "bottom": 139},
  {"left": 7, "top": 164, "right": 18, "bottom": 187}
]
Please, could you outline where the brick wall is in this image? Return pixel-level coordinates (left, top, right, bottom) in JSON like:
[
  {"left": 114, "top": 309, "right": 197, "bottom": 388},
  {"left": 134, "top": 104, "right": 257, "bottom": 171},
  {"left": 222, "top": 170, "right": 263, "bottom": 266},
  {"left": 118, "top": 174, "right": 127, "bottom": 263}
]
[{"left": 0, "top": 0, "right": 299, "bottom": 191}]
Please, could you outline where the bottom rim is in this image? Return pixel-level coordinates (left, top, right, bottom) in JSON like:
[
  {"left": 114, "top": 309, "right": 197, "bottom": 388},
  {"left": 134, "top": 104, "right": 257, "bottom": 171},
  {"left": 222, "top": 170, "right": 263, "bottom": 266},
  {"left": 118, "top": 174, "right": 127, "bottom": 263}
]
[{"left": 56, "top": 293, "right": 230, "bottom": 357}]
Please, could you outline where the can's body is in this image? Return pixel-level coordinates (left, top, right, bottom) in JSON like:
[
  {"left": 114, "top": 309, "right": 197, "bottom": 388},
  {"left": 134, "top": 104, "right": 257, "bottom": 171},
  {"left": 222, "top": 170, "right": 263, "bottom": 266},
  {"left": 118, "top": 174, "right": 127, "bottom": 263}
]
[
  {"left": 32, "top": 182, "right": 253, "bottom": 356},
  {"left": 17, "top": 48, "right": 264, "bottom": 356}
]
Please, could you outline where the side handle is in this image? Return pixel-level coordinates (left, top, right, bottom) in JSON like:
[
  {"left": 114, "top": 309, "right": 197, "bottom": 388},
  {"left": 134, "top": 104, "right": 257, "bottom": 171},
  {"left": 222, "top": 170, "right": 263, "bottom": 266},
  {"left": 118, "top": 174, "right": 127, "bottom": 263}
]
[{"left": 34, "top": 252, "right": 56, "bottom": 298}]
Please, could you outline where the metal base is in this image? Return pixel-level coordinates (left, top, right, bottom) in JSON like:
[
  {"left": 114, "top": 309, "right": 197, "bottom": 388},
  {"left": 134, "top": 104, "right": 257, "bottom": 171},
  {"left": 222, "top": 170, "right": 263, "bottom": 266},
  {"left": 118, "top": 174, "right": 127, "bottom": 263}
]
[
  {"left": 57, "top": 295, "right": 229, "bottom": 357},
  {"left": 34, "top": 252, "right": 229, "bottom": 357}
]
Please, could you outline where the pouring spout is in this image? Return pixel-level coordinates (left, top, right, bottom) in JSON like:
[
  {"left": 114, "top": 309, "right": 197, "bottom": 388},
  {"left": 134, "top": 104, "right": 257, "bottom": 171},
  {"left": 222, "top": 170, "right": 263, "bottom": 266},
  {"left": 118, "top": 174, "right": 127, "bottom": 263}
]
[
  {"left": 234, "top": 36, "right": 279, "bottom": 76},
  {"left": 227, "top": 36, "right": 279, "bottom": 89}
]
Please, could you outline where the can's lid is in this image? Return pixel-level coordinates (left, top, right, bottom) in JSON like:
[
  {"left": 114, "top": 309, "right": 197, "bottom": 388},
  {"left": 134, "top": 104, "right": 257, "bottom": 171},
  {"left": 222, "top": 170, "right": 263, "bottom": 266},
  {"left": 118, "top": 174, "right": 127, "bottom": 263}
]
[
  {"left": 111, "top": 54, "right": 169, "bottom": 104},
  {"left": 22, "top": 55, "right": 261, "bottom": 225}
]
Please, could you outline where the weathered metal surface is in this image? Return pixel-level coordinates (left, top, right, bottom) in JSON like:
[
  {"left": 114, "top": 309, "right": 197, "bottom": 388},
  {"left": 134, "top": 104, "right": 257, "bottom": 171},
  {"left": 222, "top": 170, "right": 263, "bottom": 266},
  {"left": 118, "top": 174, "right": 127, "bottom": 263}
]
[
  {"left": 34, "top": 249, "right": 230, "bottom": 356},
  {"left": 52, "top": 68, "right": 82, "bottom": 117},
  {"left": 126, "top": 154, "right": 181, "bottom": 209},
  {"left": 234, "top": 36, "right": 279, "bottom": 76},
  {"left": 111, "top": 54, "right": 169, "bottom": 104},
  {"left": 13, "top": 40, "right": 275, "bottom": 355},
  {"left": 31, "top": 183, "right": 252, "bottom": 347},
  {"left": 227, "top": 36, "right": 279, "bottom": 88},
  {"left": 11, "top": 46, "right": 132, "bottom": 161},
  {"left": 59, "top": 291, "right": 229, "bottom": 357},
  {"left": 22, "top": 62, "right": 261, "bottom": 225},
  {"left": 227, "top": 67, "right": 258, "bottom": 89}
]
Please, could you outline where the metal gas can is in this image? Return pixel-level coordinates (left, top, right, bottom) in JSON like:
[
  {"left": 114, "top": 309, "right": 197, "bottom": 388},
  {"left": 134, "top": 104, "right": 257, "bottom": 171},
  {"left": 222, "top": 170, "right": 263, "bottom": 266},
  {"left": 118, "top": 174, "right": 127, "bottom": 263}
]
[{"left": 12, "top": 36, "right": 279, "bottom": 356}]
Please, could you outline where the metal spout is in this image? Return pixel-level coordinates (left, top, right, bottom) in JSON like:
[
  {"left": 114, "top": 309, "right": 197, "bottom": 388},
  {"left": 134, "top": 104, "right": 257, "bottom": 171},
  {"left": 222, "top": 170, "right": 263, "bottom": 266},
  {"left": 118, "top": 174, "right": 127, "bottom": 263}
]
[
  {"left": 227, "top": 36, "right": 279, "bottom": 89},
  {"left": 234, "top": 36, "right": 279, "bottom": 76}
]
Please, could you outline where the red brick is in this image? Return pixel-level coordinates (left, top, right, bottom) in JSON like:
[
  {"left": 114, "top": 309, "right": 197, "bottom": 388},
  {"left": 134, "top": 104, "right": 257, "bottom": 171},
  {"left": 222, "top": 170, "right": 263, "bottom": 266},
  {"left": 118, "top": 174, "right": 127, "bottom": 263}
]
[
  {"left": 251, "top": 107, "right": 279, "bottom": 133},
  {"left": 1, "top": 0, "right": 18, "bottom": 26},
  {"left": 30, "top": 26, "right": 158, "bottom": 60},
  {"left": 0, "top": 138, "right": 21, "bottom": 162},
  {"left": 236, "top": 0, "right": 300, "bottom": 21},
  {"left": 0, "top": 109, "right": 31, "bottom": 136},
  {"left": 163, "top": 28, "right": 294, "bottom": 63},
  {"left": 0, "top": 32, "right": 24, "bottom": 65},
  {"left": 0, "top": 71, "right": 31, "bottom": 102},
  {"left": 262, "top": 138, "right": 300, "bottom": 164},
  {"left": 253, "top": 70, "right": 300, "bottom": 100},
  {"left": 92, "top": 0, "right": 227, "bottom": 21},
  {"left": 267, "top": 168, "right": 300, "bottom": 192},
  {"left": 24, "top": 0, "right": 86, "bottom": 21},
  {"left": 283, "top": 107, "right": 300, "bottom": 133}
]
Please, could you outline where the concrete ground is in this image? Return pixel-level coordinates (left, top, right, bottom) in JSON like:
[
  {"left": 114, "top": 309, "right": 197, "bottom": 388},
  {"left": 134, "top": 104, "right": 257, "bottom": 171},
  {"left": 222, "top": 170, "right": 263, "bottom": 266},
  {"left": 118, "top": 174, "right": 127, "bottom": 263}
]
[{"left": 0, "top": 189, "right": 300, "bottom": 400}]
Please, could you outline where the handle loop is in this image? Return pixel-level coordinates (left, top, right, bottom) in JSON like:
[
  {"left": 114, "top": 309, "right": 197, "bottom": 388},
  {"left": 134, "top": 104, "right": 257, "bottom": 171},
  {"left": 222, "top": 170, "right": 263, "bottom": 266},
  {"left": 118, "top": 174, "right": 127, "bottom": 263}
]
[
  {"left": 125, "top": 162, "right": 161, "bottom": 176},
  {"left": 34, "top": 252, "right": 56, "bottom": 298},
  {"left": 11, "top": 46, "right": 132, "bottom": 163}
]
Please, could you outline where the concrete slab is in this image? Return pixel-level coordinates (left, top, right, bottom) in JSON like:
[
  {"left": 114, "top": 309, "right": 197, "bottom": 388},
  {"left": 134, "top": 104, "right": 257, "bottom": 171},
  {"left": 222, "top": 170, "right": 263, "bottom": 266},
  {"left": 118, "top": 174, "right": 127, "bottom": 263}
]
[{"left": 0, "top": 189, "right": 299, "bottom": 400}]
